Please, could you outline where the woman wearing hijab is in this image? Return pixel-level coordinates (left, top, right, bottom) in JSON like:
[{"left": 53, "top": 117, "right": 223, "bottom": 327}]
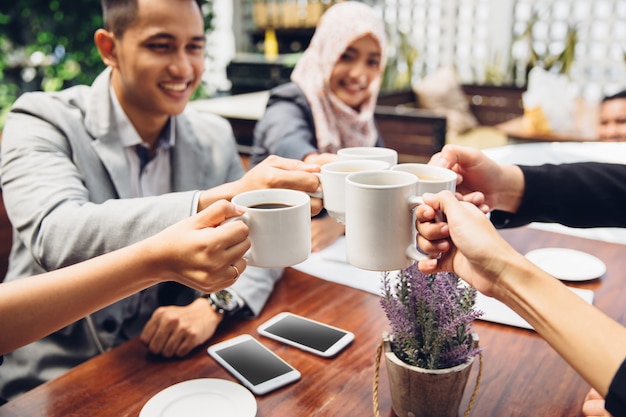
[{"left": 251, "top": 1, "right": 388, "bottom": 251}]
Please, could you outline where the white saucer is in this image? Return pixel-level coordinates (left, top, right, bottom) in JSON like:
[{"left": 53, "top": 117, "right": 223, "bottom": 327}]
[
  {"left": 139, "top": 378, "right": 257, "bottom": 417},
  {"left": 525, "top": 248, "right": 606, "bottom": 281}
]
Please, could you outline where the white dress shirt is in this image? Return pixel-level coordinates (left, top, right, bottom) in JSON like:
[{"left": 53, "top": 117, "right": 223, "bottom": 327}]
[{"left": 110, "top": 87, "right": 174, "bottom": 198}]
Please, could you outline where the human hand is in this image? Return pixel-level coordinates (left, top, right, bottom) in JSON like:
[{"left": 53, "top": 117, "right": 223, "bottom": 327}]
[
  {"left": 429, "top": 144, "right": 521, "bottom": 212},
  {"left": 233, "top": 155, "right": 323, "bottom": 216},
  {"left": 145, "top": 200, "right": 249, "bottom": 293},
  {"left": 303, "top": 152, "right": 338, "bottom": 166},
  {"left": 140, "top": 298, "right": 221, "bottom": 357},
  {"left": 582, "top": 388, "right": 613, "bottom": 417},
  {"left": 414, "top": 190, "right": 522, "bottom": 298},
  {"left": 311, "top": 216, "right": 345, "bottom": 252}
]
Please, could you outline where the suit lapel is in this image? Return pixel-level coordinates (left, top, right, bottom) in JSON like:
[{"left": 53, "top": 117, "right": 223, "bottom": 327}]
[
  {"left": 84, "top": 68, "right": 133, "bottom": 198},
  {"left": 171, "top": 113, "right": 209, "bottom": 192},
  {"left": 91, "top": 134, "right": 133, "bottom": 198}
]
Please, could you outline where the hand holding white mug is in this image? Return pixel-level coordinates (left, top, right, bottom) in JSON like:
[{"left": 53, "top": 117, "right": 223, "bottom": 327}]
[
  {"left": 344, "top": 170, "right": 430, "bottom": 271},
  {"left": 391, "top": 163, "right": 457, "bottom": 195},
  {"left": 228, "top": 189, "right": 311, "bottom": 268},
  {"left": 391, "top": 163, "right": 457, "bottom": 223},
  {"left": 414, "top": 190, "right": 511, "bottom": 298},
  {"left": 343, "top": 164, "right": 458, "bottom": 271}
]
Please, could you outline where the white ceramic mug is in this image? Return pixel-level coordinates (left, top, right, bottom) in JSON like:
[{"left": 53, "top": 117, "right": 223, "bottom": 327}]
[
  {"left": 344, "top": 170, "right": 429, "bottom": 271},
  {"left": 316, "top": 159, "right": 390, "bottom": 223},
  {"left": 337, "top": 147, "right": 398, "bottom": 166},
  {"left": 230, "top": 189, "right": 311, "bottom": 268},
  {"left": 390, "top": 163, "right": 457, "bottom": 245},
  {"left": 390, "top": 163, "right": 457, "bottom": 195}
]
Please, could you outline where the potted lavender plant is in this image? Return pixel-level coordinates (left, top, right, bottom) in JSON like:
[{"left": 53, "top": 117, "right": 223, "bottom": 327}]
[{"left": 374, "top": 263, "right": 483, "bottom": 417}]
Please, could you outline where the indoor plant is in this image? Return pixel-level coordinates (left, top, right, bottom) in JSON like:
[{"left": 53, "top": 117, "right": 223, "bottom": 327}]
[{"left": 374, "top": 263, "right": 483, "bottom": 417}]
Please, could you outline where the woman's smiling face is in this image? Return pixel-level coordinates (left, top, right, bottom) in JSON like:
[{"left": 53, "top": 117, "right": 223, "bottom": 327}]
[{"left": 328, "top": 34, "right": 382, "bottom": 110}]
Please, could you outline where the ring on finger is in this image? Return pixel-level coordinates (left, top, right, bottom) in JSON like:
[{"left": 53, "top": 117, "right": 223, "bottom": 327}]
[{"left": 231, "top": 264, "right": 241, "bottom": 281}]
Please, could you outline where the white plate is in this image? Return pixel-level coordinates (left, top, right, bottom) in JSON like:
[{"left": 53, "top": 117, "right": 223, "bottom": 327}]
[
  {"left": 139, "top": 378, "right": 257, "bottom": 417},
  {"left": 525, "top": 248, "right": 606, "bottom": 281}
]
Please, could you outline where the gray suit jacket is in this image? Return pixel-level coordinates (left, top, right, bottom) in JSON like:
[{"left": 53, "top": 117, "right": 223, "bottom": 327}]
[{"left": 0, "top": 68, "right": 281, "bottom": 399}]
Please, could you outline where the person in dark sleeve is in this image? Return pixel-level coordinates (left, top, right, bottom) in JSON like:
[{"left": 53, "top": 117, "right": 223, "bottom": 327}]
[{"left": 421, "top": 144, "right": 626, "bottom": 417}]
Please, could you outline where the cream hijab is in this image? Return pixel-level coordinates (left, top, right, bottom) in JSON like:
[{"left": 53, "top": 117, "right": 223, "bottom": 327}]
[{"left": 290, "top": 1, "right": 387, "bottom": 153}]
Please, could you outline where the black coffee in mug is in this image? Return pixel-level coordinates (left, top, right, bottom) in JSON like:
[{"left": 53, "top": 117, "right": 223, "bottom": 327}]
[{"left": 249, "top": 202, "right": 293, "bottom": 210}]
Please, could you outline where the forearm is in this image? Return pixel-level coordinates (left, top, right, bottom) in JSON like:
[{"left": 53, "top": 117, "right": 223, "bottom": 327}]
[
  {"left": 496, "top": 255, "right": 626, "bottom": 396},
  {"left": 507, "top": 163, "right": 626, "bottom": 228},
  {"left": 423, "top": 190, "right": 626, "bottom": 398},
  {"left": 0, "top": 240, "right": 161, "bottom": 354},
  {"left": 493, "top": 165, "right": 525, "bottom": 213},
  {"left": 6, "top": 181, "right": 194, "bottom": 270}
]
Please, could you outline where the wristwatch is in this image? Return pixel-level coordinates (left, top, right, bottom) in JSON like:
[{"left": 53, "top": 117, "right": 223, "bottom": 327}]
[{"left": 207, "top": 289, "right": 244, "bottom": 316}]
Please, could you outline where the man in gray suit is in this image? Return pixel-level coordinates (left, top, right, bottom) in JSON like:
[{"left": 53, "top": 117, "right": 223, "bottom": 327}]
[{"left": 0, "top": 0, "right": 321, "bottom": 400}]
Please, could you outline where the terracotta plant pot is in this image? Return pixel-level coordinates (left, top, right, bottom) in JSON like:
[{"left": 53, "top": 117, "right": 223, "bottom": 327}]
[{"left": 383, "top": 333, "right": 478, "bottom": 417}]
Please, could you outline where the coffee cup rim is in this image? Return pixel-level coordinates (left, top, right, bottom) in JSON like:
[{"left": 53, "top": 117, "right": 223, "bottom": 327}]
[
  {"left": 232, "top": 188, "right": 309, "bottom": 209},
  {"left": 321, "top": 159, "right": 390, "bottom": 172},
  {"left": 391, "top": 163, "right": 457, "bottom": 182},
  {"left": 337, "top": 147, "right": 397, "bottom": 156},
  {"left": 346, "top": 170, "right": 416, "bottom": 188}
]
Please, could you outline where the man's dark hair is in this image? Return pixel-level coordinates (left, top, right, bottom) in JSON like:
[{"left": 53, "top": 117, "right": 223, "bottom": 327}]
[
  {"left": 101, "top": 0, "right": 204, "bottom": 38},
  {"left": 101, "top": 0, "right": 138, "bottom": 38},
  {"left": 602, "top": 90, "right": 626, "bottom": 103}
]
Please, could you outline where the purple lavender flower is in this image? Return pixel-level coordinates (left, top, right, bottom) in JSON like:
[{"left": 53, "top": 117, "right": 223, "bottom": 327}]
[{"left": 381, "top": 264, "right": 483, "bottom": 369}]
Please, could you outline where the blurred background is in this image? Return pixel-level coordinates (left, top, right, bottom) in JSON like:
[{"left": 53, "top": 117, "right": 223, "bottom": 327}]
[{"left": 1, "top": 0, "right": 625, "bottom": 127}]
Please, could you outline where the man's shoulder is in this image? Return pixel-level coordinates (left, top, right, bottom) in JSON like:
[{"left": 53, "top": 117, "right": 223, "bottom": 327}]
[
  {"left": 11, "top": 84, "right": 92, "bottom": 116},
  {"left": 11, "top": 68, "right": 111, "bottom": 119}
]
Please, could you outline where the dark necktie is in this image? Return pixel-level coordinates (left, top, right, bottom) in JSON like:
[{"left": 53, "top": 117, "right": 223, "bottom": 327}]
[{"left": 135, "top": 145, "right": 152, "bottom": 174}]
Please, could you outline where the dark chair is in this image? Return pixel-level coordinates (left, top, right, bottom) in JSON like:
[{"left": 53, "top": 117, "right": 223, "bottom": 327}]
[
  {"left": 461, "top": 84, "right": 525, "bottom": 126},
  {"left": 374, "top": 84, "right": 525, "bottom": 161},
  {"left": 374, "top": 104, "right": 447, "bottom": 164},
  {"left": 377, "top": 84, "right": 525, "bottom": 128}
]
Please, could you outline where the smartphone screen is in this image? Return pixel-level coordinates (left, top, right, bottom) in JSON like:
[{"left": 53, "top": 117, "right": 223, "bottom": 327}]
[
  {"left": 208, "top": 334, "right": 301, "bottom": 395},
  {"left": 257, "top": 312, "right": 354, "bottom": 357}
]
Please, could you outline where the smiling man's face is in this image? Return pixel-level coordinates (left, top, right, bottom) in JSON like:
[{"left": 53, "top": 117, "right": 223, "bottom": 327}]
[{"left": 108, "top": 0, "right": 206, "bottom": 124}]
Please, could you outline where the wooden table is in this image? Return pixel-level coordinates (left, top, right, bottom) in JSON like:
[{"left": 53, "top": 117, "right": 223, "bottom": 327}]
[{"left": 1, "top": 226, "right": 625, "bottom": 417}]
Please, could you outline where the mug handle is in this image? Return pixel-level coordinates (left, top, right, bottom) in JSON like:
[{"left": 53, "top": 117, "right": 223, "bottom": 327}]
[
  {"left": 221, "top": 214, "right": 258, "bottom": 267},
  {"left": 406, "top": 244, "right": 430, "bottom": 262},
  {"left": 307, "top": 172, "right": 323, "bottom": 199},
  {"left": 408, "top": 195, "right": 446, "bottom": 222},
  {"left": 406, "top": 195, "right": 444, "bottom": 262}
]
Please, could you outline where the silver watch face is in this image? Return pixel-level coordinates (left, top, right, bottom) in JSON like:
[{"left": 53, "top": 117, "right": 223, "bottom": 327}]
[{"left": 211, "top": 290, "right": 238, "bottom": 312}]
